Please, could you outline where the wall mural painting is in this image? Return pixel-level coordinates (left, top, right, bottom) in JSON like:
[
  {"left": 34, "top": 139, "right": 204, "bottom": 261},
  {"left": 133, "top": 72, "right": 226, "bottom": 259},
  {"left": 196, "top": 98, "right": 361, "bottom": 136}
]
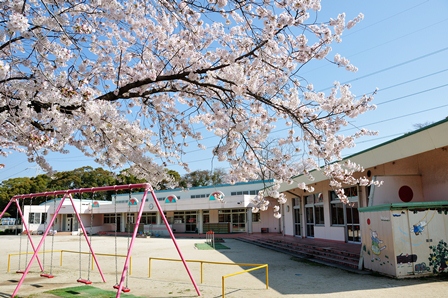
[
  {"left": 396, "top": 210, "right": 447, "bottom": 275},
  {"left": 429, "top": 240, "right": 448, "bottom": 274},
  {"left": 364, "top": 218, "right": 392, "bottom": 267},
  {"left": 165, "top": 195, "right": 178, "bottom": 204},
  {"left": 410, "top": 209, "right": 436, "bottom": 236},
  {"left": 371, "top": 230, "right": 387, "bottom": 256},
  {"left": 364, "top": 206, "right": 448, "bottom": 276},
  {"left": 208, "top": 191, "right": 225, "bottom": 202}
]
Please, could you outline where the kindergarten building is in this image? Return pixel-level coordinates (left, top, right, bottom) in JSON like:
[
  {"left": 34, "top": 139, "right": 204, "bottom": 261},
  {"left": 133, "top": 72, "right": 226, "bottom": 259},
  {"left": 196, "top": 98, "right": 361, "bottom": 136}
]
[
  {"left": 22, "top": 179, "right": 277, "bottom": 236},
  {"left": 20, "top": 117, "right": 448, "bottom": 276},
  {"left": 277, "top": 117, "right": 448, "bottom": 277}
]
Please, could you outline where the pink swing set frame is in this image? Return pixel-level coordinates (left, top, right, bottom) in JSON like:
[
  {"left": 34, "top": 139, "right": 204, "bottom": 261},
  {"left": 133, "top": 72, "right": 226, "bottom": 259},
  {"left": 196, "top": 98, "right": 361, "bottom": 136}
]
[{"left": 0, "top": 183, "right": 201, "bottom": 298}]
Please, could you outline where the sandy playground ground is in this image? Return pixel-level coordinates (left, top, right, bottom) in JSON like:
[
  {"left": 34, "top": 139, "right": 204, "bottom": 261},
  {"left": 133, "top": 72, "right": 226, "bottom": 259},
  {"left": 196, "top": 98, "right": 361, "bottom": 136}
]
[{"left": 0, "top": 234, "right": 447, "bottom": 298}]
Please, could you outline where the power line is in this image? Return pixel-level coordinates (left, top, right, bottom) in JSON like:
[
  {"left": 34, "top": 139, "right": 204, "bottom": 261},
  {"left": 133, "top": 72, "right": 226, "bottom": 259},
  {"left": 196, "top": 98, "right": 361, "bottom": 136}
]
[
  {"left": 377, "top": 84, "right": 448, "bottom": 106},
  {"left": 318, "top": 47, "right": 448, "bottom": 92},
  {"left": 343, "top": 1, "right": 430, "bottom": 37},
  {"left": 346, "top": 104, "right": 448, "bottom": 130},
  {"left": 0, "top": 169, "right": 31, "bottom": 181},
  {"left": 366, "top": 68, "right": 448, "bottom": 96}
]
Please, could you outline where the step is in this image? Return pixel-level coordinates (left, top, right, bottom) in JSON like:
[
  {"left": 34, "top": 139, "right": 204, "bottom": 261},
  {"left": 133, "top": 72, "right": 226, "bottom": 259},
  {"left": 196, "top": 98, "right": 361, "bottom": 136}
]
[
  {"left": 257, "top": 240, "right": 358, "bottom": 262},
  {"left": 261, "top": 239, "right": 359, "bottom": 260},
  {"left": 237, "top": 237, "right": 360, "bottom": 270}
]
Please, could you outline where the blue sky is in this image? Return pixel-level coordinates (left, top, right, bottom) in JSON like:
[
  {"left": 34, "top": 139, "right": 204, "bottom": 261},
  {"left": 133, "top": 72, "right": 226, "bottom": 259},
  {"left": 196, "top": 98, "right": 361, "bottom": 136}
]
[{"left": 1, "top": 0, "right": 447, "bottom": 181}]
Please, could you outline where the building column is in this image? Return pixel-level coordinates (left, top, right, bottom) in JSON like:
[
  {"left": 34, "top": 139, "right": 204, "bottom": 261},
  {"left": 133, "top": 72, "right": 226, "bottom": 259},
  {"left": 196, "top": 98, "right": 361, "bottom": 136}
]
[
  {"left": 156, "top": 212, "right": 162, "bottom": 225},
  {"left": 120, "top": 212, "right": 126, "bottom": 232},
  {"left": 198, "top": 210, "right": 203, "bottom": 234},
  {"left": 247, "top": 208, "right": 253, "bottom": 234}
]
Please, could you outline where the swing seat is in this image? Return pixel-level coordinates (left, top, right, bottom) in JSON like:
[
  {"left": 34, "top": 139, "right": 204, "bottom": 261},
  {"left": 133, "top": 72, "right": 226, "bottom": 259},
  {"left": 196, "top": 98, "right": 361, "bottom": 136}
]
[
  {"left": 40, "top": 273, "right": 54, "bottom": 278},
  {"left": 77, "top": 278, "right": 92, "bottom": 284},
  {"left": 113, "top": 284, "right": 131, "bottom": 292},
  {"left": 16, "top": 270, "right": 25, "bottom": 274}
]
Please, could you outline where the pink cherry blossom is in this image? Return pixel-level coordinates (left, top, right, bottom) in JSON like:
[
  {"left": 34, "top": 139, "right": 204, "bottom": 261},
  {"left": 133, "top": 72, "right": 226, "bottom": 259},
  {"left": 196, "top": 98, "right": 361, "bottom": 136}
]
[{"left": 0, "top": 0, "right": 377, "bottom": 208}]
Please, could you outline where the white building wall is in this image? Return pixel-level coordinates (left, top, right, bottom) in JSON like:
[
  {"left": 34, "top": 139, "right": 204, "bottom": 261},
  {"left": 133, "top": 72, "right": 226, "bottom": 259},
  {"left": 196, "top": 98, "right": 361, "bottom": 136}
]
[
  {"left": 417, "top": 148, "right": 448, "bottom": 201},
  {"left": 371, "top": 175, "right": 424, "bottom": 205}
]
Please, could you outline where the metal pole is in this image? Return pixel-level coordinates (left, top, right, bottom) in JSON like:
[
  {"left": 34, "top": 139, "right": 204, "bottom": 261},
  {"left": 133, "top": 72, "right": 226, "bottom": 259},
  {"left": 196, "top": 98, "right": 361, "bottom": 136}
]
[
  {"left": 11, "top": 194, "right": 67, "bottom": 297},
  {"left": 0, "top": 199, "right": 13, "bottom": 219},
  {"left": 222, "top": 276, "right": 225, "bottom": 298},
  {"left": 8, "top": 183, "right": 151, "bottom": 298},
  {"left": 11, "top": 184, "right": 151, "bottom": 200},
  {"left": 115, "top": 186, "right": 149, "bottom": 297},
  {"left": 14, "top": 199, "right": 44, "bottom": 271},
  {"left": 68, "top": 192, "right": 106, "bottom": 283},
  {"left": 152, "top": 189, "right": 202, "bottom": 296}
]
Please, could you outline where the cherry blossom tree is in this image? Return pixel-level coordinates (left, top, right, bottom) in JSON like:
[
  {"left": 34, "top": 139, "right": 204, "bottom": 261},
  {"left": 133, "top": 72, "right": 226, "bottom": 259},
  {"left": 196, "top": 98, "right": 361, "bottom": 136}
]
[{"left": 0, "top": 0, "right": 378, "bottom": 211}]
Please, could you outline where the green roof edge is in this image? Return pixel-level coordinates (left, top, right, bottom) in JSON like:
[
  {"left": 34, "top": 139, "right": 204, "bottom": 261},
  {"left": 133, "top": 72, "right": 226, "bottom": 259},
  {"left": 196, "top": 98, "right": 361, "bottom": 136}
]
[
  {"left": 359, "top": 200, "right": 448, "bottom": 212},
  {"left": 341, "top": 117, "right": 448, "bottom": 162},
  {"left": 290, "top": 117, "right": 448, "bottom": 180}
]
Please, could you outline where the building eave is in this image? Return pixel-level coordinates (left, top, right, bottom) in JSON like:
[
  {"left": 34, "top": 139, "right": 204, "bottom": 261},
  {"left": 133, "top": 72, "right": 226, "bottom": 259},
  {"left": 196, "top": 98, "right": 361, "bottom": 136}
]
[{"left": 279, "top": 117, "right": 448, "bottom": 192}]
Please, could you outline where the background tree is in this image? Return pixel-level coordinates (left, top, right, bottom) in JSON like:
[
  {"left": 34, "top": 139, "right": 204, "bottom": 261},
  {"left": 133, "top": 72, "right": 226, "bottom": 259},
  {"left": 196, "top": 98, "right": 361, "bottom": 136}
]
[
  {"left": 158, "top": 169, "right": 182, "bottom": 190},
  {"left": 0, "top": 177, "right": 34, "bottom": 216},
  {"left": 180, "top": 169, "right": 227, "bottom": 188},
  {"left": 0, "top": 167, "right": 120, "bottom": 211},
  {"left": 49, "top": 166, "right": 115, "bottom": 186},
  {"left": 0, "top": 1, "right": 379, "bottom": 212},
  {"left": 413, "top": 122, "right": 434, "bottom": 130}
]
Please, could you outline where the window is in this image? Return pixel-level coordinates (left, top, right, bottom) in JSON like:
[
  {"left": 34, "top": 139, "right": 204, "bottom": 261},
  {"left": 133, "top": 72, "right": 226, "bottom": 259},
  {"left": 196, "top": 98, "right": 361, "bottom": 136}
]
[
  {"left": 293, "top": 197, "right": 301, "bottom": 237},
  {"left": 219, "top": 209, "right": 246, "bottom": 231},
  {"left": 329, "top": 187, "right": 361, "bottom": 242},
  {"left": 314, "top": 193, "right": 325, "bottom": 225},
  {"left": 231, "top": 190, "right": 259, "bottom": 196},
  {"left": 304, "top": 193, "right": 325, "bottom": 229},
  {"left": 329, "top": 191, "right": 344, "bottom": 225},
  {"left": 141, "top": 213, "right": 157, "bottom": 224},
  {"left": 191, "top": 194, "right": 208, "bottom": 199},
  {"left": 314, "top": 204, "right": 325, "bottom": 225},
  {"left": 103, "top": 214, "right": 116, "bottom": 224},
  {"left": 345, "top": 186, "right": 358, "bottom": 198},
  {"left": 28, "top": 213, "right": 45, "bottom": 224},
  {"left": 305, "top": 194, "right": 314, "bottom": 205},
  {"left": 203, "top": 211, "right": 210, "bottom": 224},
  {"left": 218, "top": 212, "right": 231, "bottom": 222},
  {"left": 252, "top": 212, "right": 261, "bottom": 222}
]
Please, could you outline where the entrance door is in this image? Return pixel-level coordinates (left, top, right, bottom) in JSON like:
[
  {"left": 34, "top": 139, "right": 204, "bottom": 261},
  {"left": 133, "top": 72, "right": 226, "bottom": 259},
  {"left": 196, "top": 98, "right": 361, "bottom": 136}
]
[
  {"left": 293, "top": 197, "right": 301, "bottom": 237},
  {"left": 231, "top": 211, "right": 246, "bottom": 232},
  {"left": 185, "top": 213, "right": 197, "bottom": 232},
  {"left": 346, "top": 202, "right": 360, "bottom": 242},
  {"left": 305, "top": 206, "right": 314, "bottom": 237},
  {"left": 126, "top": 214, "right": 134, "bottom": 233},
  {"left": 294, "top": 208, "right": 301, "bottom": 237},
  {"left": 66, "top": 215, "right": 74, "bottom": 232},
  {"left": 116, "top": 216, "right": 121, "bottom": 233}
]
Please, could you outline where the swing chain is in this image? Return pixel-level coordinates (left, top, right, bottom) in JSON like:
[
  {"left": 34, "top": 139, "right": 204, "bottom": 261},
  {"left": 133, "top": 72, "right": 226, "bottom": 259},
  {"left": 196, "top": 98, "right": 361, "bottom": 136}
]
[
  {"left": 24, "top": 198, "right": 33, "bottom": 266},
  {"left": 87, "top": 192, "right": 94, "bottom": 281},
  {"left": 17, "top": 198, "right": 25, "bottom": 271},
  {"left": 78, "top": 193, "right": 82, "bottom": 279},
  {"left": 42, "top": 196, "right": 48, "bottom": 272},
  {"left": 125, "top": 192, "right": 132, "bottom": 289},
  {"left": 114, "top": 192, "right": 119, "bottom": 286},
  {"left": 49, "top": 196, "right": 56, "bottom": 274}
]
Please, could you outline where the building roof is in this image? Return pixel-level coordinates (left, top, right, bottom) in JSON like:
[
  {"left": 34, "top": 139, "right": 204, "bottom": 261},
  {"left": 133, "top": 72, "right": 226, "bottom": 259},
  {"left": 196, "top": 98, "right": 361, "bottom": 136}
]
[{"left": 279, "top": 117, "right": 448, "bottom": 191}]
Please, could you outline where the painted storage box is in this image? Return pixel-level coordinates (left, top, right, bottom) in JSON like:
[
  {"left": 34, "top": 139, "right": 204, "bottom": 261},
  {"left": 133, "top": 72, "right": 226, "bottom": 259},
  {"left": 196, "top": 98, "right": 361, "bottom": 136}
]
[{"left": 359, "top": 201, "right": 448, "bottom": 278}]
